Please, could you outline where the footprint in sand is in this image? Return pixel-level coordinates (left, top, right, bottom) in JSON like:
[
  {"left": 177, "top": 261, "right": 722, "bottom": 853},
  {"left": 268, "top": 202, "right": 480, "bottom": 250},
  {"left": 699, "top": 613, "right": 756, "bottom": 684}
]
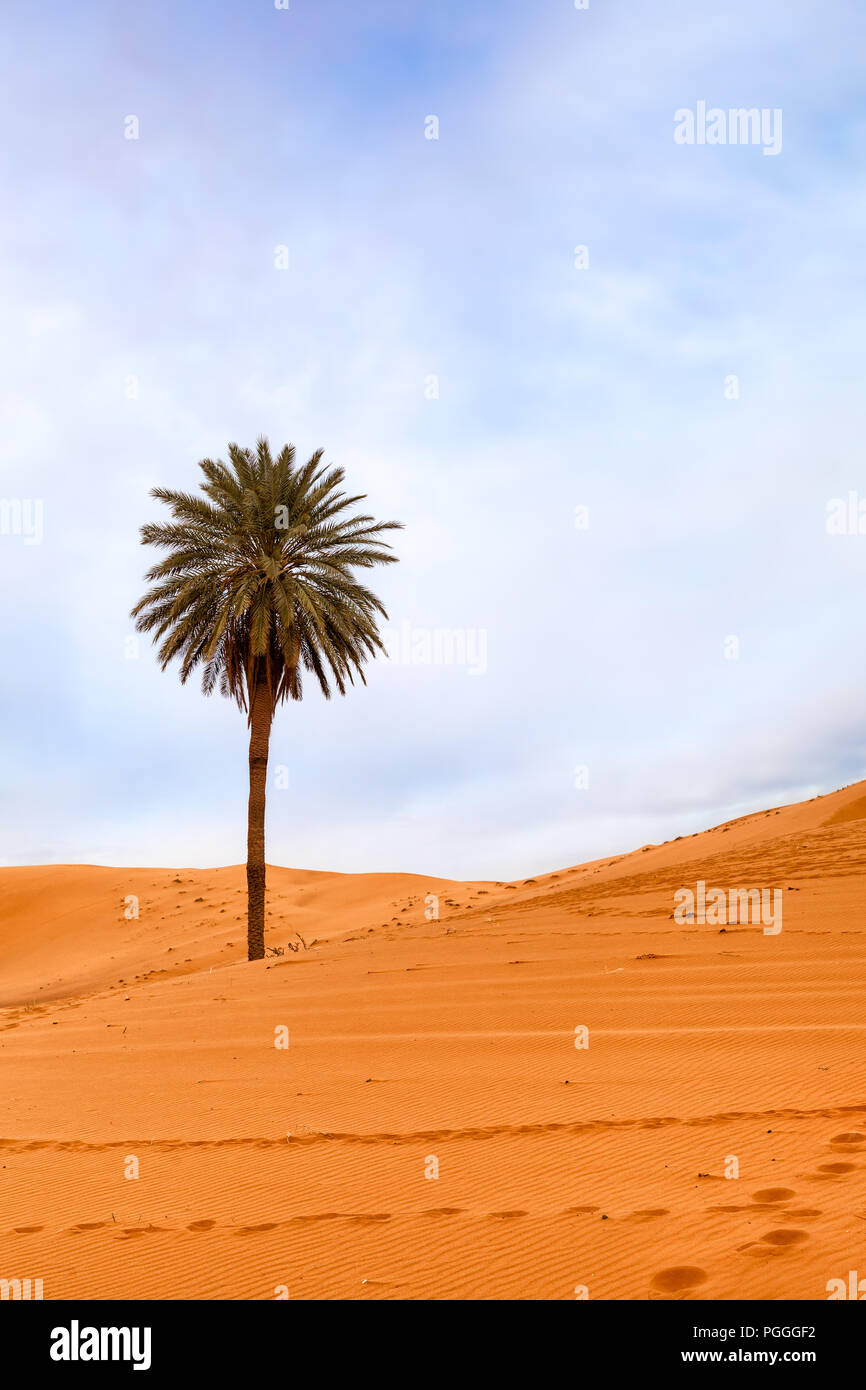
[
  {"left": 631, "top": 1208, "right": 669, "bottom": 1222},
  {"left": 187, "top": 1219, "right": 216, "bottom": 1231},
  {"left": 709, "top": 1189, "right": 795, "bottom": 1214},
  {"left": 651, "top": 1266, "right": 708, "bottom": 1294},
  {"left": 816, "top": 1162, "right": 857, "bottom": 1174},
  {"left": 829, "top": 1132, "right": 865, "bottom": 1150},
  {"left": 751, "top": 1188, "right": 796, "bottom": 1204},
  {"left": 739, "top": 1228, "right": 809, "bottom": 1256},
  {"left": 760, "top": 1229, "right": 809, "bottom": 1246}
]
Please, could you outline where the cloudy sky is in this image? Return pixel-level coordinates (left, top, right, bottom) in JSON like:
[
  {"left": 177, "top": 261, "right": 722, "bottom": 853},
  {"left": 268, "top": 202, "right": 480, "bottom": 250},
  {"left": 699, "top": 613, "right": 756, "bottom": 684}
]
[{"left": 2, "top": 0, "right": 866, "bottom": 878}]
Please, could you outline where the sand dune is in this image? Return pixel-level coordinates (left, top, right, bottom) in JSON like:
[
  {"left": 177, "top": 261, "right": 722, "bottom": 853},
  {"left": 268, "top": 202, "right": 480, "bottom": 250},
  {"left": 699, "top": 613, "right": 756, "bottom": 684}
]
[{"left": 2, "top": 781, "right": 866, "bottom": 1299}]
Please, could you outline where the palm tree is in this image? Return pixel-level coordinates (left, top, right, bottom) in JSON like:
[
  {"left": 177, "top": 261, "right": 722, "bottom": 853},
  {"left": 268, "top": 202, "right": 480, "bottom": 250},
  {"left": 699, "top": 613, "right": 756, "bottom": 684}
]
[{"left": 131, "top": 438, "right": 401, "bottom": 961}]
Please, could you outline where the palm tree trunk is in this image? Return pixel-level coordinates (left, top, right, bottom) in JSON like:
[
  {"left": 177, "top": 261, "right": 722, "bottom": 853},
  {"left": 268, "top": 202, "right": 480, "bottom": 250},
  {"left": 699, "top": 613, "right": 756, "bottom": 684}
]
[{"left": 246, "top": 680, "right": 273, "bottom": 961}]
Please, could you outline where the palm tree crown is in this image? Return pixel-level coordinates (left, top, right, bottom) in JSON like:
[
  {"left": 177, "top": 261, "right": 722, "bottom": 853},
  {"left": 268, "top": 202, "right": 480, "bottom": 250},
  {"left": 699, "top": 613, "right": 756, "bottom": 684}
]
[{"left": 131, "top": 438, "right": 401, "bottom": 710}]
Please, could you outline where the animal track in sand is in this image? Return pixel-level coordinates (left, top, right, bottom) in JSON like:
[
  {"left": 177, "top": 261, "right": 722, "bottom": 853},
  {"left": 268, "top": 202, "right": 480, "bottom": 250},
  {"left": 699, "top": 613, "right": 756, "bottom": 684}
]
[
  {"left": 751, "top": 1187, "right": 796, "bottom": 1204},
  {"left": 816, "top": 1161, "right": 857, "bottom": 1174}
]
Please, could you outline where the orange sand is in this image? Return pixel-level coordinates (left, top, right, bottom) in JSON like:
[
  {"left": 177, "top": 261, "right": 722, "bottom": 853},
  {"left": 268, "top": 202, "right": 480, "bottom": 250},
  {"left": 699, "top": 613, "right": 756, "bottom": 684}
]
[{"left": 2, "top": 782, "right": 866, "bottom": 1300}]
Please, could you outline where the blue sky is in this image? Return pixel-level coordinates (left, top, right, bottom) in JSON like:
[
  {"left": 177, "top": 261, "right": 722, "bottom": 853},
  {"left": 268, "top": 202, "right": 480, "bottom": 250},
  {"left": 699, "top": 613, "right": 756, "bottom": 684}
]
[{"left": 2, "top": 0, "right": 866, "bottom": 877}]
